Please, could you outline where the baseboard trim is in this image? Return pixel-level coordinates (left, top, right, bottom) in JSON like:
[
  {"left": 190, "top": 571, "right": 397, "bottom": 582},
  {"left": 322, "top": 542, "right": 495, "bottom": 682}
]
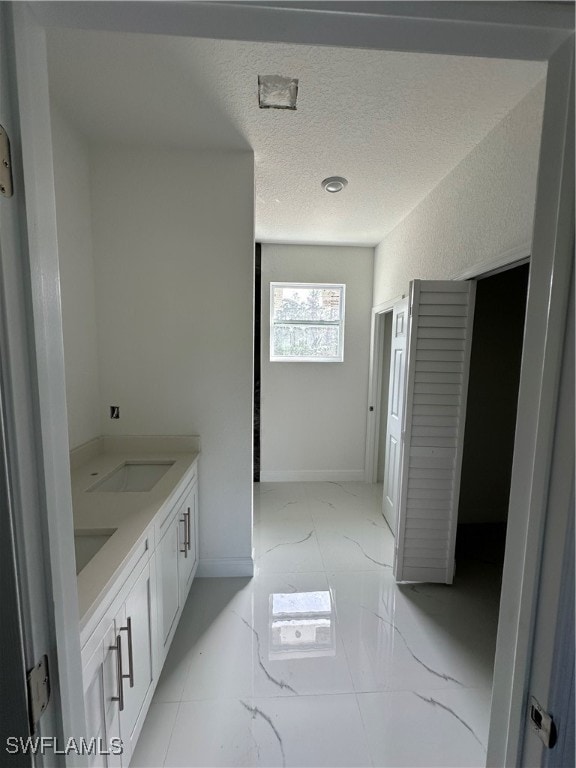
[
  {"left": 259, "top": 470, "right": 365, "bottom": 482},
  {"left": 196, "top": 557, "right": 254, "bottom": 578}
]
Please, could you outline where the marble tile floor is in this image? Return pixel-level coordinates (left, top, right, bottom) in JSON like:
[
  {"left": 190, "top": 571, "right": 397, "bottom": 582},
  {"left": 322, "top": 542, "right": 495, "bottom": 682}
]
[{"left": 131, "top": 482, "right": 502, "bottom": 768}]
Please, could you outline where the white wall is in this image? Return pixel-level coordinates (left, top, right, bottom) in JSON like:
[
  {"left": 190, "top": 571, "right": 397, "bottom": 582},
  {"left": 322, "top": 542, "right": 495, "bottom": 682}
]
[
  {"left": 373, "top": 81, "right": 545, "bottom": 306},
  {"left": 89, "top": 147, "right": 254, "bottom": 575},
  {"left": 261, "top": 244, "right": 373, "bottom": 481},
  {"left": 50, "top": 103, "right": 101, "bottom": 450}
]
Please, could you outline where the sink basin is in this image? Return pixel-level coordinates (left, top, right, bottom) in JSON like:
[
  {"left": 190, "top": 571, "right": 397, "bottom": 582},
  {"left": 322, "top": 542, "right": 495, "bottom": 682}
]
[
  {"left": 74, "top": 529, "right": 117, "bottom": 574},
  {"left": 87, "top": 461, "right": 174, "bottom": 493}
]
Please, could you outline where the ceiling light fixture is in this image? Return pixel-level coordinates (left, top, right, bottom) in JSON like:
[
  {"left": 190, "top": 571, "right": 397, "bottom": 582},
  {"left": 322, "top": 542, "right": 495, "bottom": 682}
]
[
  {"left": 322, "top": 176, "right": 348, "bottom": 193},
  {"left": 258, "top": 75, "right": 299, "bottom": 110}
]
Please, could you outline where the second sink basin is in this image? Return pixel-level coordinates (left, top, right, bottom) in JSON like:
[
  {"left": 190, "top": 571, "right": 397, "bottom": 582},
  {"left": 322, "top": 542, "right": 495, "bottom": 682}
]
[
  {"left": 88, "top": 461, "right": 175, "bottom": 493},
  {"left": 74, "top": 529, "right": 117, "bottom": 574}
]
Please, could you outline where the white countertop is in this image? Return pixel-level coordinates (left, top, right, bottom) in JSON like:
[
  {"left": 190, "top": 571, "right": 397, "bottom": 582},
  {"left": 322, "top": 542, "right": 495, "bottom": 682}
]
[{"left": 71, "top": 436, "right": 199, "bottom": 636}]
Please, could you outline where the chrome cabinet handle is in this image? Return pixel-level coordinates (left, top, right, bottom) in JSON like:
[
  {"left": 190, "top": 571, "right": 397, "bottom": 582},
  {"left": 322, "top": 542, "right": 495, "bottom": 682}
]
[
  {"left": 180, "top": 513, "right": 188, "bottom": 557},
  {"left": 120, "top": 618, "right": 134, "bottom": 688},
  {"left": 186, "top": 507, "right": 192, "bottom": 552},
  {"left": 110, "top": 634, "right": 124, "bottom": 711}
]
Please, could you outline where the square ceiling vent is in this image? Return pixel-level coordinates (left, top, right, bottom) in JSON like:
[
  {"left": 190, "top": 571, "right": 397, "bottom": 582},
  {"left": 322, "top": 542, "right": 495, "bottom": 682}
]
[{"left": 258, "top": 75, "right": 299, "bottom": 110}]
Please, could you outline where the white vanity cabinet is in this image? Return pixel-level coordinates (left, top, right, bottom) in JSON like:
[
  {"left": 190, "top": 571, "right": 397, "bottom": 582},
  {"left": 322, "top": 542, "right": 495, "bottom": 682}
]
[
  {"left": 114, "top": 559, "right": 156, "bottom": 766},
  {"left": 82, "top": 617, "right": 122, "bottom": 768},
  {"left": 82, "top": 536, "right": 155, "bottom": 767},
  {"left": 156, "top": 472, "right": 199, "bottom": 663},
  {"left": 79, "top": 457, "right": 199, "bottom": 766}
]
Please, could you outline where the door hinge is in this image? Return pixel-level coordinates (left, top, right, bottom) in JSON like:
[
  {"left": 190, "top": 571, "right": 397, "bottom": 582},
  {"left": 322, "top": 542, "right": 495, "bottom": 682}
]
[
  {"left": 27, "top": 655, "right": 50, "bottom": 733},
  {"left": 529, "top": 696, "right": 557, "bottom": 749},
  {"left": 0, "top": 124, "right": 13, "bottom": 198}
]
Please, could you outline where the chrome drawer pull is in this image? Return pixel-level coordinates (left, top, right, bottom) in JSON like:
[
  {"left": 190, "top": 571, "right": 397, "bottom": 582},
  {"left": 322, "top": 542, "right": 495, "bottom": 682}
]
[
  {"left": 180, "top": 513, "right": 188, "bottom": 557},
  {"left": 120, "top": 618, "right": 135, "bottom": 688},
  {"left": 110, "top": 634, "right": 124, "bottom": 711}
]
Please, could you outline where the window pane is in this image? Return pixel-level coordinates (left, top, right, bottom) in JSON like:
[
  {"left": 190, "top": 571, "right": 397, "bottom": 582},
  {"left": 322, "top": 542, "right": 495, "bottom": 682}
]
[
  {"left": 273, "top": 286, "right": 342, "bottom": 323},
  {"left": 273, "top": 324, "right": 340, "bottom": 359}
]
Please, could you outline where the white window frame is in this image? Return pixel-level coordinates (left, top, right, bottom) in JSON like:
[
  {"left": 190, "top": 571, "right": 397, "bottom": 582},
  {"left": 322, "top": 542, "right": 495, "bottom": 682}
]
[{"left": 269, "top": 282, "right": 346, "bottom": 363}]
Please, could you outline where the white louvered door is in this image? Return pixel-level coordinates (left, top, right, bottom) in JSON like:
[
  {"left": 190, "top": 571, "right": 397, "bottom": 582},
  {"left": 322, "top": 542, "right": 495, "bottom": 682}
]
[{"left": 394, "top": 279, "right": 476, "bottom": 584}]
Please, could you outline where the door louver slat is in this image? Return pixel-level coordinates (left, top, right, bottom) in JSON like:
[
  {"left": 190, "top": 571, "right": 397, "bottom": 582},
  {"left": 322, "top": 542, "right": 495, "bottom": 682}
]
[{"left": 394, "top": 279, "right": 476, "bottom": 584}]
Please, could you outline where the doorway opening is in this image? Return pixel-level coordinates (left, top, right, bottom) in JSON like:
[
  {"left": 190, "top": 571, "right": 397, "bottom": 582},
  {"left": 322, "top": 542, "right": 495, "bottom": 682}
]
[
  {"left": 456, "top": 261, "right": 530, "bottom": 573},
  {"left": 373, "top": 261, "right": 531, "bottom": 569},
  {"left": 254, "top": 243, "right": 262, "bottom": 482},
  {"left": 366, "top": 295, "right": 410, "bottom": 536},
  {"left": 361, "top": 263, "right": 531, "bottom": 759},
  {"left": 375, "top": 311, "right": 393, "bottom": 486}
]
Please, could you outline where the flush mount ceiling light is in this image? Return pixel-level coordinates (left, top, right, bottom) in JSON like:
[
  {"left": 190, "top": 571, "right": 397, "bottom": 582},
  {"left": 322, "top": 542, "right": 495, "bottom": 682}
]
[
  {"left": 321, "top": 176, "right": 348, "bottom": 193},
  {"left": 258, "top": 75, "right": 299, "bottom": 110}
]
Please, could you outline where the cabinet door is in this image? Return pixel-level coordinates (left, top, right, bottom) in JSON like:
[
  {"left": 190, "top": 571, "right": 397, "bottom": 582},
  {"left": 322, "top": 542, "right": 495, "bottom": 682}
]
[
  {"left": 118, "top": 562, "right": 155, "bottom": 763},
  {"left": 157, "top": 513, "right": 180, "bottom": 657},
  {"left": 83, "top": 619, "right": 123, "bottom": 767},
  {"left": 102, "top": 620, "right": 123, "bottom": 768},
  {"left": 178, "top": 480, "right": 198, "bottom": 607}
]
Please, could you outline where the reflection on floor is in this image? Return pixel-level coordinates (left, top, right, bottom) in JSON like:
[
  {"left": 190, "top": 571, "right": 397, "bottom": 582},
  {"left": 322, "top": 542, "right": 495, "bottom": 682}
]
[{"left": 131, "top": 482, "right": 502, "bottom": 768}]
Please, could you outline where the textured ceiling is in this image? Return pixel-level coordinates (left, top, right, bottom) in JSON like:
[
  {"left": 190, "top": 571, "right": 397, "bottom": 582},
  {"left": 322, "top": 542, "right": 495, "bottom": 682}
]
[{"left": 47, "top": 28, "right": 546, "bottom": 245}]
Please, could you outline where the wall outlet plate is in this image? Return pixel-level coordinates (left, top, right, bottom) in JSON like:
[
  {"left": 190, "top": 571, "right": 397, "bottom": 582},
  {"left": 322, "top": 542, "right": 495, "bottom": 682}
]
[{"left": 110, "top": 406, "right": 120, "bottom": 419}]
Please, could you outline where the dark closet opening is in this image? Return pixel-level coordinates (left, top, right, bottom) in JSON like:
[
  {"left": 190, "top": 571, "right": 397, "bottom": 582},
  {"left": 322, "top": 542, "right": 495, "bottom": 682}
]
[{"left": 456, "top": 262, "right": 530, "bottom": 568}]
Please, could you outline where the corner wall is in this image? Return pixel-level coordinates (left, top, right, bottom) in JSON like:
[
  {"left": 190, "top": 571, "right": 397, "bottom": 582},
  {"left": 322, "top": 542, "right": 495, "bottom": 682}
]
[
  {"left": 373, "top": 81, "right": 545, "bottom": 305},
  {"left": 261, "top": 244, "right": 373, "bottom": 481},
  {"left": 50, "top": 103, "right": 101, "bottom": 450},
  {"left": 89, "top": 147, "right": 255, "bottom": 574}
]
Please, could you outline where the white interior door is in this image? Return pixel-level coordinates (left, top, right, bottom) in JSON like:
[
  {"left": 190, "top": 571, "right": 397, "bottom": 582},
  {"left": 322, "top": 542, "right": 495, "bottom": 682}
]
[
  {"left": 394, "top": 279, "right": 476, "bottom": 584},
  {"left": 382, "top": 298, "right": 409, "bottom": 533}
]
